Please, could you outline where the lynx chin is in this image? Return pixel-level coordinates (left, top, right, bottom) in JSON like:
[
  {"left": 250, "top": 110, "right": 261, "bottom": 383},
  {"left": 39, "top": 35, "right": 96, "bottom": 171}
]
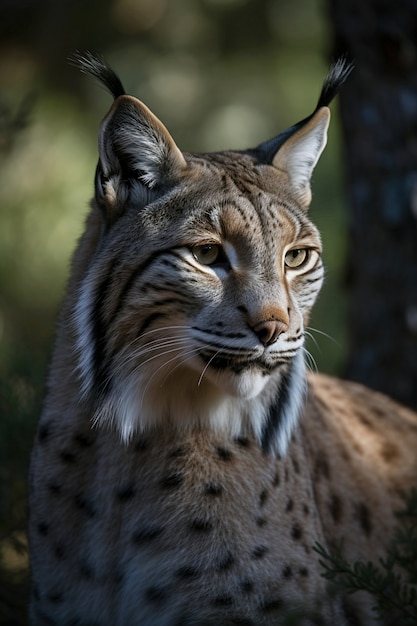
[{"left": 29, "top": 53, "right": 417, "bottom": 626}]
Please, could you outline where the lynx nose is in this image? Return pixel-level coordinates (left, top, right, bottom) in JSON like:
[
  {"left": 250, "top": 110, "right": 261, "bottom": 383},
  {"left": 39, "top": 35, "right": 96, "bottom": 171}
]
[{"left": 252, "top": 319, "right": 289, "bottom": 347}]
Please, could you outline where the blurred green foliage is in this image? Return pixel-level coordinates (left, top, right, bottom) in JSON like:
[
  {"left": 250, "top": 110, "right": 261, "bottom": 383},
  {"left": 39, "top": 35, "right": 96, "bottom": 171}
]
[{"left": 0, "top": 0, "right": 348, "bottom": 621}]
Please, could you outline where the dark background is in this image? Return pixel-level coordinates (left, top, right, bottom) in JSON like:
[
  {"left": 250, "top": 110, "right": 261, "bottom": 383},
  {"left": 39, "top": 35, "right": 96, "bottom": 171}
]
[{"left": 1, "top": 0, "right": 416, "bottom": 623}]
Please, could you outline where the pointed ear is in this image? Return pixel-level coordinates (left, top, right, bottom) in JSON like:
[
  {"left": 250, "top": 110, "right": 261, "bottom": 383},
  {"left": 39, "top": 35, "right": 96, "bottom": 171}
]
[
  {"left": 96, "top": 95, "right": 187, "bottom": 215},
  {"left": 271, "top": 107, "right": 330, "bottom": 208}
]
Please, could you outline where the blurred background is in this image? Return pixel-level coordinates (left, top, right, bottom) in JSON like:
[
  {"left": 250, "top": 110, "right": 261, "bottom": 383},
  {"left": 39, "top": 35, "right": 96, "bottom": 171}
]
[{"left": 1, "top": 0, "right": 416, "bottom": 623}]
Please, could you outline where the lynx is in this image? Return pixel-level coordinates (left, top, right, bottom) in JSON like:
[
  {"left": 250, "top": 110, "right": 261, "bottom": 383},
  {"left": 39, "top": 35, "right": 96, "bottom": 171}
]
[{"left": 28, "top": 54, "right": 417, "bottom": 625}]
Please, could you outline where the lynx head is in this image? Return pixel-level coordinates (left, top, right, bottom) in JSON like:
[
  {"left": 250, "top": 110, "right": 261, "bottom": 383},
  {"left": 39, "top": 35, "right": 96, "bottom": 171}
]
[{"left": 71, "top": 53, "right": 351, "bottom": 456}]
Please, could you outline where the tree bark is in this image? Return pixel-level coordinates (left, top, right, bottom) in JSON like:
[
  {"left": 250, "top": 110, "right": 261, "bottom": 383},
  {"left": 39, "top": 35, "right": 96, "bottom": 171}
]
[{"left": 329, "top": 0, "right": 417, "bottom": 409}]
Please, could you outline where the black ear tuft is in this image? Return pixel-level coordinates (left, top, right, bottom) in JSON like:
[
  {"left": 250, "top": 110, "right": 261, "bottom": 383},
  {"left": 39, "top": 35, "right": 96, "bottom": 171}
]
[
  {"left": 69, "top": 51, "right": 126, "bottom": 100},
  {"left": 315, "top": 57, "right": 354, "bottom": 110},
  {"left": 250, "top": 57, "right": 353, "bottom": 169}
]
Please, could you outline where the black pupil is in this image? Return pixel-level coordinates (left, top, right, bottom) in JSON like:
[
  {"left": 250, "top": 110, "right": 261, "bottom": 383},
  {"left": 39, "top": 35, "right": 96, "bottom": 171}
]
[{"left": 202, "top": 245, "right": 214, "bottom": 255}]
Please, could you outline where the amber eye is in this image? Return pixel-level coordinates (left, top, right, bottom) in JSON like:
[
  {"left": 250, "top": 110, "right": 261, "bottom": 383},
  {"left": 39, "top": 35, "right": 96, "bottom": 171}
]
[
  {"left": 284, "top": 248, "right": 309, "bottom": 269},
  {"left": 192, "top": 244, "right": 221, "bottom": 266}
]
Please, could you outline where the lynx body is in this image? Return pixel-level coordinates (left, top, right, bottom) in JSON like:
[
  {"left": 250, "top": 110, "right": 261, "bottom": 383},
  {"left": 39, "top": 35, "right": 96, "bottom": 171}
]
[{"left": 28, "top": 56, "right": 417, "bottom": 625}]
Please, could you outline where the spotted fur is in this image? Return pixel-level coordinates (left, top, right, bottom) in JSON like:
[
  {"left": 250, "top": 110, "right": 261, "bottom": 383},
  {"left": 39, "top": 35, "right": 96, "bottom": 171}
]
[{"left": 29, "top": 55, "right": 417, "bottom": 625}]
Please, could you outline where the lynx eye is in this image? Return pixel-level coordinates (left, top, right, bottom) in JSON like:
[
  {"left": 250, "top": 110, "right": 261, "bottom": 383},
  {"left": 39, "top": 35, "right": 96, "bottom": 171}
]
[
  {"left": 285, "top": 248, "right": 309, "bottom": 269},
  {"left": 192, "top": 244, "right": 221, "bottom": 266}
]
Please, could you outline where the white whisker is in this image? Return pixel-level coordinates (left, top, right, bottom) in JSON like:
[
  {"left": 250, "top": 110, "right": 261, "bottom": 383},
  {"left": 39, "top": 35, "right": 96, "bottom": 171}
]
[
  {"left": 197, "top": 348, "right": 223, "bottom": 386},
  {"left": 301, "top": 346, "right": 318, "bottom": 374},
  {"left": 136, "top": 324, "right": 191, "bottom": 342},
  {"left": 128, "top": 343, "right": 191, "bottom": 372},
  {"left": 119, "top": 338, "right": 190, "bottom": 369},
  {"left": 304, "top": 330, "right": 321, "bottom": 352},
  {"left": 306, "top": 326, "right": 338, "bottom": 345},
  {"left": 120, "top": 327, "right": 190, "bottom": 355}
]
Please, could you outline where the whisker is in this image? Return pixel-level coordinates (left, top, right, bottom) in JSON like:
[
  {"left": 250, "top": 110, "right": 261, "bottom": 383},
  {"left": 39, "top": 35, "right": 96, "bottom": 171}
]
[
  {"left": 197, "top": 348, "right": 223, "bottom": 386},
  {"left": 301, "top": 347, "right": 318, "bottom": 374},
  {"left": 121, "top": 325, "right": 191, "bottom": 354},
  {"left": 306, "top": 326, "right": 338, "bottom": 345},
  {"left": 157, "top": 347, "right": 205, "bottom": 389},
  {"left": 136, "top": 324, "right": 191, "bottom": 342},
  {"left": 304, "top": 330, "right": 321, "bottom": 352},
  {"left": 128, "top": 343, "right": 192, "bottom": 371},
  {"left": 119, "top": 338, "right": 190, "bottom": 369}
]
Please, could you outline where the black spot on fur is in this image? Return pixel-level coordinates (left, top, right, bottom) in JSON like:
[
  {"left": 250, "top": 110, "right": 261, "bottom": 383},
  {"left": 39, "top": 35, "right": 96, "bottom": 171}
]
[
  {"left": 259, "top": 489, "right": 268, "bottom": 507},
  {"left": 342, "top": 597, "right": 363, "bottom": 626},
  {"left": 216, "top": 550, "right": 234, "bottom": 571},
  {"left": 235, "top": 436, "right": 250, "bottom": 448},
  {"left": 260, "top": 598, "right": 283, "bottom": 613},
  {"left": 329, "top": 493, "right": 343, "bottom": 524},
  {"left": 160, "top": 471, "right": 183, "bottom": 488},
  {"left": 38, "top": 421, "right": 53, "bottom": 443},
  {"left": 116, "top": 483, "right": 136, "bottom": 501},
  {"left": 342, "top": 598, "right": 364, "bottom": 625},
  {"left": 291, "top": 523, "right": 303, "bottom": 541},
  {"left": 355, "top": 502, "right": 373, "bottom": 536},
  {"left": 169, "top": 446, "right": 186, "bottom": 458},
  {"left": 299, "top": 567, "right": 309, "bottom": 577},
  {"left": 215, "top": 446, "right": 233, "bottom": 461},
  {"left": 380, "top": 441, "right": 400, "bottom": 463},
  {"left": 285, "top": 498, "right": 294, "bottom": 512},
  {"left": 251, "top": 545, "right": 268, "bottom": 559},
  {"left": 53, "top": 543, "right": 66, "bottom": 559},
  {"left": 175, "top": 565, "right": 200, "bottom": 579},
  {"left": 145, "top": 586, "right": 168, "bottom": 604},
  {"left": 282, "top": 565, "right": 292, "bottom": 579},
  {"left": 256, "top": 516, "right": 267, "bottom": 527},
  {"left": 190, "top": 518, "right": 213, "bottom": 532},
  {"left": 132, "top": 526, "right": 164, "bottom": 544},
  {"left": 134, "top": 437, "right": 149, "bottom": 452},
  {"left": 74, "top": 494, "right": 96, "bottom": 518},
  {"left": 240, "top": 579, "right": 255, "bottom": 593},
  {"left": 212, "top": 595, "right": 234, "bottom": 607},
  {"left": 59, "top": 450, "right": 77, "bottom": 464},
  {"left": 314, "top": 454, "right": 330, "bottom": 480},
  {"left": 73, "top": 432, "right": 94, "bottom": 447},
  {"left": 272, "top": 471, "right": 280, "bottom": 487},
  {"left": 37, "top": 521, "right": 49, "bottom": 536},
  {"left": 80, "top": 560, "right": 95, "bottom": 580},
  {"left": 47, "top": 591, "right": 64, "bottom": 603},
  {"left": 47, "top": 482, "right": 63, "bottom": 496},
  {"left": 205, "top": 483, "right": 223, "bottom": 496}
]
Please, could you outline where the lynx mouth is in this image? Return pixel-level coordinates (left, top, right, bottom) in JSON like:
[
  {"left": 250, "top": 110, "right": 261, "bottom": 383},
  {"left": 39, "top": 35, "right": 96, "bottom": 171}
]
[{"left": 199, "top": 351, "right": 287, "bottom": 375}]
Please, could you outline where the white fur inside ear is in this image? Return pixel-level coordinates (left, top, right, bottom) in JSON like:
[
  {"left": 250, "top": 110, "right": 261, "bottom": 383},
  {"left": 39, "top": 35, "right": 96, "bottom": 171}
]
[
  {"left": 98, "top": 95, "right": 186, "bottom": 190},
  {"left": 273, "top": 107, "right": 330, "bottom": 206},
  {"left": 117, "top": 124, "right": 173, "bottom": 188}
]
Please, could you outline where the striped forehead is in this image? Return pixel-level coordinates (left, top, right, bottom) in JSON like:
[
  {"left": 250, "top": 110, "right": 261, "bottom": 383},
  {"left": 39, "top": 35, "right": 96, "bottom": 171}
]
[
  {"left": 215, "top": 193, "right": 302, "bottom": 259},
  {"left": 185, "top": 153, "right": 307, "bottom": 249}
]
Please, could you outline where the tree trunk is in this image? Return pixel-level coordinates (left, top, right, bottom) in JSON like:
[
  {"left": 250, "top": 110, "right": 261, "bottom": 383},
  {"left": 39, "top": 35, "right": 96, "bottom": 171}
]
[{"left": 329, "top": 0, "right": 417, "bottom": 409}]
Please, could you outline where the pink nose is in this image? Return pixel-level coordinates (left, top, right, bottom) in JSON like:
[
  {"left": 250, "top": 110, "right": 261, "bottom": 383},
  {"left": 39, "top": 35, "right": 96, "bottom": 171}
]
[{"left": 252, "top": 319, "right": 289, "bottom": 346}]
